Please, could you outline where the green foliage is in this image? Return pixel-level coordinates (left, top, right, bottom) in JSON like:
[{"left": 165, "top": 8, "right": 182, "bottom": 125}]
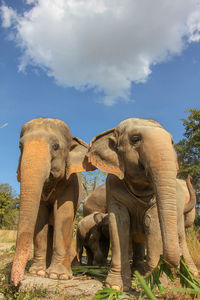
[
  {"left": 175, "top": 109, "right": 200, "bottom": 203},
  {"left": 179, "top": 257, "right": 200, "bottom": 291},
  {"left": 95, "top": 287, "right": 129, "bottom": 300},
  {"left": 139, "top": 256, "right": 200, "bottom": 298},
  {"left": 135, "top": 271, "right": 157, "bottom": 300},
  {"left": 81, "top": 170, "right": 107, "bottom": 199},
  {"left": 0, "top": 183, "right": 20, "bottom": 229}
]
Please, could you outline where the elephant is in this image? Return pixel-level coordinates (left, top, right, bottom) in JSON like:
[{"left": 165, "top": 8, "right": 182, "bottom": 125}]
[
  {"left": 11, "top": 117, "right": 94, "bottom": 286},
  {"left": 83, "top": 184, "right": 107, "bottom": 217},
  {"left": 87, "top": 118, "right": 198, "bottom": 290},
  {"left": 76, "top": 212, "right": 110, "bottom": 265}
]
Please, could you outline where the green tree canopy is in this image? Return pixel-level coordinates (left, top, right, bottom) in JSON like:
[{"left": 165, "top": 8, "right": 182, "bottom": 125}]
[
  {"left": 0, "top": 183, "right": 20, "bottom": 229},
  {"left": 175, "top": 109, "right": 200, "bottom": 204}
]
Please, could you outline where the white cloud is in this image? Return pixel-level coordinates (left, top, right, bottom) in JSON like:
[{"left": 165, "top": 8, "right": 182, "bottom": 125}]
[
  {"left": 1, "top": 5, "right": 17, "bottom": 28},
  {"left": 1, "top": 0, "right": 200, "bottom": 105}
]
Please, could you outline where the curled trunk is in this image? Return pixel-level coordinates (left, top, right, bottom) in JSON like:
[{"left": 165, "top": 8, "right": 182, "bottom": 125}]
[{"left": 11, "top": 139, "right": 50, "bottom": 286}]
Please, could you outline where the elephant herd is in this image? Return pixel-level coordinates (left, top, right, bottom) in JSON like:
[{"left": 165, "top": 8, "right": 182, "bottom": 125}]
[{"left": 11, "top": 117, "right": 198, "bottom": 291}]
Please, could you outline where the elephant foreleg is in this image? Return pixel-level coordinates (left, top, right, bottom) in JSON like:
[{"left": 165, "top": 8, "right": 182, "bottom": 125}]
[
  {"left": 46, "top": 198, "right": 74, "bottom": 280},
  {"left": 29, "top": 203, "right": 49, "bottom": 276},
  {"left": 105, "top": 201, "right": 131, "bottom": 291}
]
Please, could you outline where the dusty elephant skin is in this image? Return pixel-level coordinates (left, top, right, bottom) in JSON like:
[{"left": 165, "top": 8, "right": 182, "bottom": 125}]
[
  {"left": 87, "top": 118, "right": 198, "bottom": 291},
  {"left": 76, "top": 212, "right": 109, "bottom": 266},
  {"left": 83, "top": 184, "right": 107, "bottom": 217},
  {"left": 11, "top": 117, "right": 94, "bottom": 287}
]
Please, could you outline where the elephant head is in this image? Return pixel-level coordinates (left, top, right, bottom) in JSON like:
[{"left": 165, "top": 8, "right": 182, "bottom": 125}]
[
  {"left": 11, "top": 117, "right": 93, "bottom": 286},
  {"left": 88, "top": 118, "right": 180, "bottom": 267}
]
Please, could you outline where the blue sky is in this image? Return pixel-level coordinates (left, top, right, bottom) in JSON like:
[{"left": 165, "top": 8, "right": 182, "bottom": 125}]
[{"left": 0, "top": 0, "right": 200, "bottom": 194}]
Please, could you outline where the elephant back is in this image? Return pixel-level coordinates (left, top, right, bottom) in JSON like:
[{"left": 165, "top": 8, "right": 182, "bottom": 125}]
[{"left": 83, "top": 184, "right": 107, "bottom": 217}]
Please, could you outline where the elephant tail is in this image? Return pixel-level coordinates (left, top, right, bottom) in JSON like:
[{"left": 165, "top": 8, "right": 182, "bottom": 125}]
[
  {"left": 184, "top": 175, "right": 196, "bottom": 214},
  {"left": 76, "top": 229, "right": 84, "bottom": 264}
]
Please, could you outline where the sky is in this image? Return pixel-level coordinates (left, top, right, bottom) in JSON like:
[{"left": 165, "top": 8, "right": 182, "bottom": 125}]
[{"left": 0, "top": 0, "right": 200, "bottom": 194}]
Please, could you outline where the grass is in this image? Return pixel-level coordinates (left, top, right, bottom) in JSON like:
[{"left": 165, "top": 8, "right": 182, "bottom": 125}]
[
  {"left": 0, "top": 236, "right": 16, "bottom": 243},
  {"left": 0, "top": 229, "right": 17, "bottom": 243},
  {"left": 186, "top": 226, "right": 200, "bottom": 269}
]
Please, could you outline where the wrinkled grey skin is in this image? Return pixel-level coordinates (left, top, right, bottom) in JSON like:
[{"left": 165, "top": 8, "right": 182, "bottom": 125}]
[
  {"left": 88, "top": 118, "right": 198, "bottom": 291},
  {"left": 11, "top": 118, "right": 93, "bottom": 286},
  {"left": 76, "top": 212, "right": 109, "bottom": 265}
]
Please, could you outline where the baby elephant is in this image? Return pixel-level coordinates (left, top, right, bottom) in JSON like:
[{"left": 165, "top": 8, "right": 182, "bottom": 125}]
[{"left": 77, "top": 212, "right": 110, "bottom": 265}]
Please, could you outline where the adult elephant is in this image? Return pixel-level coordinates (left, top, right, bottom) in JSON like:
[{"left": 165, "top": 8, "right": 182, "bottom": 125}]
[
  {"left": 87, "top": 118, "right": 197, "bottom": 290},
  {"left": 11, "top": 117, "right": 93, "bottom": 286}
]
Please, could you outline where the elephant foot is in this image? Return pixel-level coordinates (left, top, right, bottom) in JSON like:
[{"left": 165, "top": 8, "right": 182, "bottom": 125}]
[
  {"left": 105, "top": 270, "right": 131, "bottom": 291},
  {"left": 29, "top": 261, "right": 46, "bottom": 276},
  {"left": 46, "top": 263, "right": 73, "bottom": 280}
]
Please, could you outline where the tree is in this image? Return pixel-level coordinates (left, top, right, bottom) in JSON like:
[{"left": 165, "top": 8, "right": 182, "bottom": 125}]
[
  {"left": 175, "top": 109, "right": 200, "bottom": 204},
  {"left": 0, "top": 183, "right": 20, "bottom": 229},
  {"left": 81, "top": 170, "right": 107, "bottom": 198}
]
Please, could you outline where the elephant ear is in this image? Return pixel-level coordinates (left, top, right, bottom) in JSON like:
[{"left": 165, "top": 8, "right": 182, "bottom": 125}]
[
  {"left": 16, "top": 156, "right": 21, "bottom": 182},
  {"left": 66, "top": 137, "right": 96, "bottom": 179},
  {"left": 88, "top": 129, "right": 124, "bottom": 180}
]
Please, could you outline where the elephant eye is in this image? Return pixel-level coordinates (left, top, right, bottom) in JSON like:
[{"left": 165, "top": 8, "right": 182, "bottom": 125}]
[
  {"left": 52, "top": 143, "right": 59, "bottom": 151},
  {"left": 131, "top": 135, "right": 141, "bottom": 145}
]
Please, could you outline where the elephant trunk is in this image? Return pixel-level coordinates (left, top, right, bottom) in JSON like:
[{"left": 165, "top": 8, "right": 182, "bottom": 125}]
[
  {"left": 11, "top": 138, "right": 50, "bottom": 286},
  {"left": 141, "top": 128, "right": 180, "bottom": 267}
]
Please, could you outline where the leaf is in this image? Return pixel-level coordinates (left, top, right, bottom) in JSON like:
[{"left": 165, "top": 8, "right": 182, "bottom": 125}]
[
  {"left": 94, "top": 287, "right": 126, "bottom": 300},
  {"left": 135, "top": 271, "right": 157, "bottom": 300}
]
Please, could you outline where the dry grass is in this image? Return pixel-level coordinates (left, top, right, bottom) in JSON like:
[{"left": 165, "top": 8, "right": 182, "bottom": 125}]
[
  {"left": 0, "top": 230, "right": 17, "bottom": 243},
  {"left": 186, "top": 226, "right": 200, "bottom": 269}
]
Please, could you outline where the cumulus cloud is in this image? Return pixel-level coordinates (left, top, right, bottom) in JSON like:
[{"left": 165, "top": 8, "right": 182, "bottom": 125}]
[{"left": 1, "top": 0, "right": 200, "bottom": 105}]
